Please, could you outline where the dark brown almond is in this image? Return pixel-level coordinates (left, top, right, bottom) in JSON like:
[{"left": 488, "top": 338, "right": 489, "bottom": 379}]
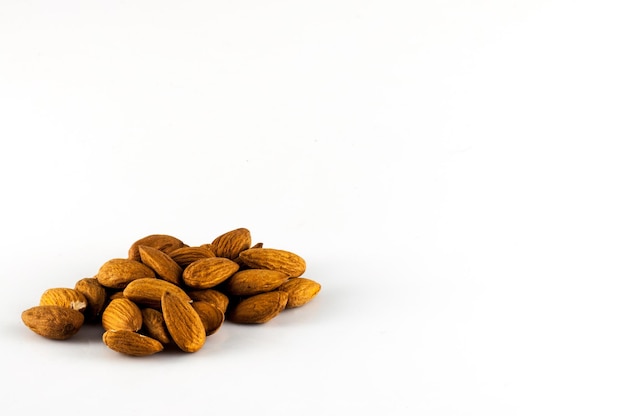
[{"left": 21, "top": 305, "right": 84, "bottom": 340}]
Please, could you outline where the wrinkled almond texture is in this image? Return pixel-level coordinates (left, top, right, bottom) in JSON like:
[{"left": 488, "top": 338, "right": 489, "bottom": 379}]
[
  {"left": 191, "top": 301, "right": 225, "bottom": 335},
  {"left": 101, "top": 298, "right": 143, "bottom": 332},
  {"left": 168, "top": 246, "right": 216, "bottom": 268},
  {"left": 238, "top": 248, "right": 306, "bottom": 278},
  {"left": 141, "top": 308, "right": 171, "bottom": 344},
  {"left": 74, "top": 277, "right": 107, "bottom": 319},
  {"left": 278, "top": 278, "right": 322, "bottom": 308},
  {"left": 103, "top": 330, "right": 164, "bottom": 356},
  {"left": 211, "top": 228, "right": 251, "bottom": 259},
  {"left": 182, "top": 257, "right": 239, "bottom": 289},
  {"left": 224, "top": 269, "right": 290, "bottom": 296},
  {"left": 40, "top": 288, "right": 88, "bottom": 312},
  {"left": 138, "top": 245, "right": 183, "bottom": 285},
  {"left": 162, "top": 291, "right": 206, "bottom": 352},
  {"left": 128, "top": 234, "right": 186, "bottom": 261},
  {"left": 96, "top": 258, "right": 156, "bottom": 289},
  {"left": 22, "top": 306, "right": 84, "bottom": 340},
  {"left": 187, "top": 289, "right": 230, "bottom": 314},
  {"left": 123, "top": 278, "right": 190, "bottom": 309},
  {"left": 228, "top": 291, "right": 289, "bottom": 324}
]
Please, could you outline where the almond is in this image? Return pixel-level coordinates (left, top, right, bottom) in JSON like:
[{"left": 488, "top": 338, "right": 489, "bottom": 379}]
[
  {"left": 191, "top": 301, "right": 225, "bottom": 335},
  {"left": 278, "top": 278, "right": 322, "bottom": 308},
  {"left": 238, "top": 248, "right": 306, "bottom": 278},
  {"left": 224, "top": 269, "right": 290, "bottom": 296},
  {"left": 96, "top": 258, "right": 156, "bottom": 289},
  {"left": 21, "top": 305, "right": 84, "bottom": 340},
  {"left": 138, "top": 245, "right": 183, "bottom": 285},
  {"left": 39, "top": 288, "right": 88, "bottom": 312},
  {"left": 162, "top": 291, "right": 206, "bottom": 352},
  {"left": 211, "top": 228, "right": 252, "bottom": 259},
  {"left": 123, "top": 278, "right": 190, "bottom": 309},
  {"left": 102, "top": 330, "right": 164, "bottom": 356},
  {"left": 186, "top": 289, "right": 229, "bottom": 313},
  {"left": 182, "top": 257, "right": 239, "bottom": 289},
  {"left": 227, "top": 291, "right": 289, "bottom": 324},
  {"left": 140, "top": 308, "right": 171, "bottom": 344},
  {"left": 168, "top": 246, "right": 216, "bottom": 268},
  {"left": 101, "top": 298, "right": 142, "bottom": 332},
  {"left": 74, "top": 277, "right": 107, "bottom": 320},
  {"left": 128, "top": 234, "right": 186, "bottom": 261}
]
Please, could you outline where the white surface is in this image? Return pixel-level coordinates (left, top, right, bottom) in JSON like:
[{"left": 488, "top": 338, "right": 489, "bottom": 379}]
[{"left": 1, "top": 1, "right": 625, "bottom": 414}]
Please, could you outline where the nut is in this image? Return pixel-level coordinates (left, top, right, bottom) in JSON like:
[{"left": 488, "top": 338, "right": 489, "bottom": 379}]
[
  {"left": 227, "top": 291, "right": 289, "bottom": 324},
  {"left": 101, "top": 298, "right": 142, "bottom": 332},
  {"left": 96, "top": 258, "right": 156, "bottom": 289},
  {"left": 39, "top": 288, "right": 88, "bottom": 312},
  {"left": 21, "top": 305, "right": 84, "bottom": 340},
  {"left": 102, "top": 330, "right": 164, "bottom": 356},
  {"left": 182, "top": 257, "right": 239, "bottom": 289},
  {"left": 161, "top": 291, "right": 206, "bottom": 352},
  {"left": 238, "top": 248, "right": 306, "bottom": 278}
]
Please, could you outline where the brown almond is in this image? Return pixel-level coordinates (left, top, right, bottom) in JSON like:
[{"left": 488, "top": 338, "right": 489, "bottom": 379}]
[
  {"left": 224, "top": 269, "right": 290, "bottom": 296},
  {"left": 182, "top": 257, "right": 239, "bottom": 289},
  {"left": 168, "top": 246, "right": 216, "bottom": 268},
  {"left": 191, "top": 301, "right": 225, "bottom": 336},
  {"left": 140, "top": 308, "right": 170, "bottom": 344},
  {"left": 74, "top": 277, "right": 107, "bottom": 319},
  {"left": 238, "top": 248, "right": 306, "bottom": 278},
  {"left": 123, "top": 278, "right": 191, "bottom": 309},
  {"left": 102, "top": 330, "right": 164, "bottom": 356},
  {"left": 278, "top": 277, "right": 322, "bottom": 308},
  {"left": 96, "top": 258, "right": 156, "bottom": 289},
  {"left": 186, "top": 289, "right": 229, "bottom": 313},
  {"left": 161, "top": 291, "right": 206, "bottom": 352},
  {"left": 128, "top": 234, "right": 186, "bottom": 261},
  {"left": 138, "top": 245, "right": 183, "bottom": 285},
  {"left": 227, "top": 291, "right": 289, "bottom": 324},
  {"left": 101, "top": 298, "right": 142, "bottom": 332},
  {"left": 40, "top": 288, "right": 88, "bottom": 312},
  {"left": 21, "top": 305, "right": 84, "bottom": 340},
  {"left": 211, "top": 228, "right": 252, "bottom": 259}
]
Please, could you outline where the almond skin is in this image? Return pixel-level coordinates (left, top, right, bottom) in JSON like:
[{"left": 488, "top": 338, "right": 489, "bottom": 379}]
[
  {"left": 223, "top": 269, "right": 290, "bottom": 296},
  {"left": 162, "top": 291, "right": 206, "bottom": 352},
  {"left": 39, "top": 288, "right": 88, "bottom": 312},
  {"left": 22, "top": 305, "right": 84, "bottom": 340},
  {"left": 101, "top": 298, "right": 143, "bottom": 332},
  {"left": 227, "top": 291, "right": 289, "bottom": 324},
  {"left": 96, "top": 258, "right": 156, "bottom": 289},
  {"left": 211, "top": 228, "right": 252, "bottom": 259},
  {"left": 238, "top": 248, "right": 306, "bottom": 278},
  {"left": 123, "top": 278, "right": 191, "bottom": 309},
  {"left": 138, "top": 245, "right": 183, "bottom": 285},
  {"left": 128, "top": 234, "right": 186, "bottom": 261},
  {"left": 102, "top": 330, "right": 164, "bottom": 356},
  {"left": 191, "top": 301, "right": 225, "bottom": 335},
  {"left": 74, "top": 277, "right": 107, "bottom": 320},
  {"left": 168, "top": 246, "right": 216, "bottom": 268},
  {"left": 278, "top": 278, "right": 322, "bottom": 308},
  {"left": 182, "top": 257, "right": 239, "bottom": 289},
  {"left": 186, "top": 289, "right": 229, "bottom": 313},
  {"left": 140, "top": 308, "right": 171, "bottom": 344}
]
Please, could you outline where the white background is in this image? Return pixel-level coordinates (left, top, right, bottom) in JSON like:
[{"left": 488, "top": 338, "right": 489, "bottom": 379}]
[{"left": 1, "top": 1, "right": 625, "bottom": 414}]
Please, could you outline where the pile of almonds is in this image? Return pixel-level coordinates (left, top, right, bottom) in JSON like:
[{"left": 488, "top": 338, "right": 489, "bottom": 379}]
[{"left": 21, "top": 228, "right": 321, "bottom": 356}]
